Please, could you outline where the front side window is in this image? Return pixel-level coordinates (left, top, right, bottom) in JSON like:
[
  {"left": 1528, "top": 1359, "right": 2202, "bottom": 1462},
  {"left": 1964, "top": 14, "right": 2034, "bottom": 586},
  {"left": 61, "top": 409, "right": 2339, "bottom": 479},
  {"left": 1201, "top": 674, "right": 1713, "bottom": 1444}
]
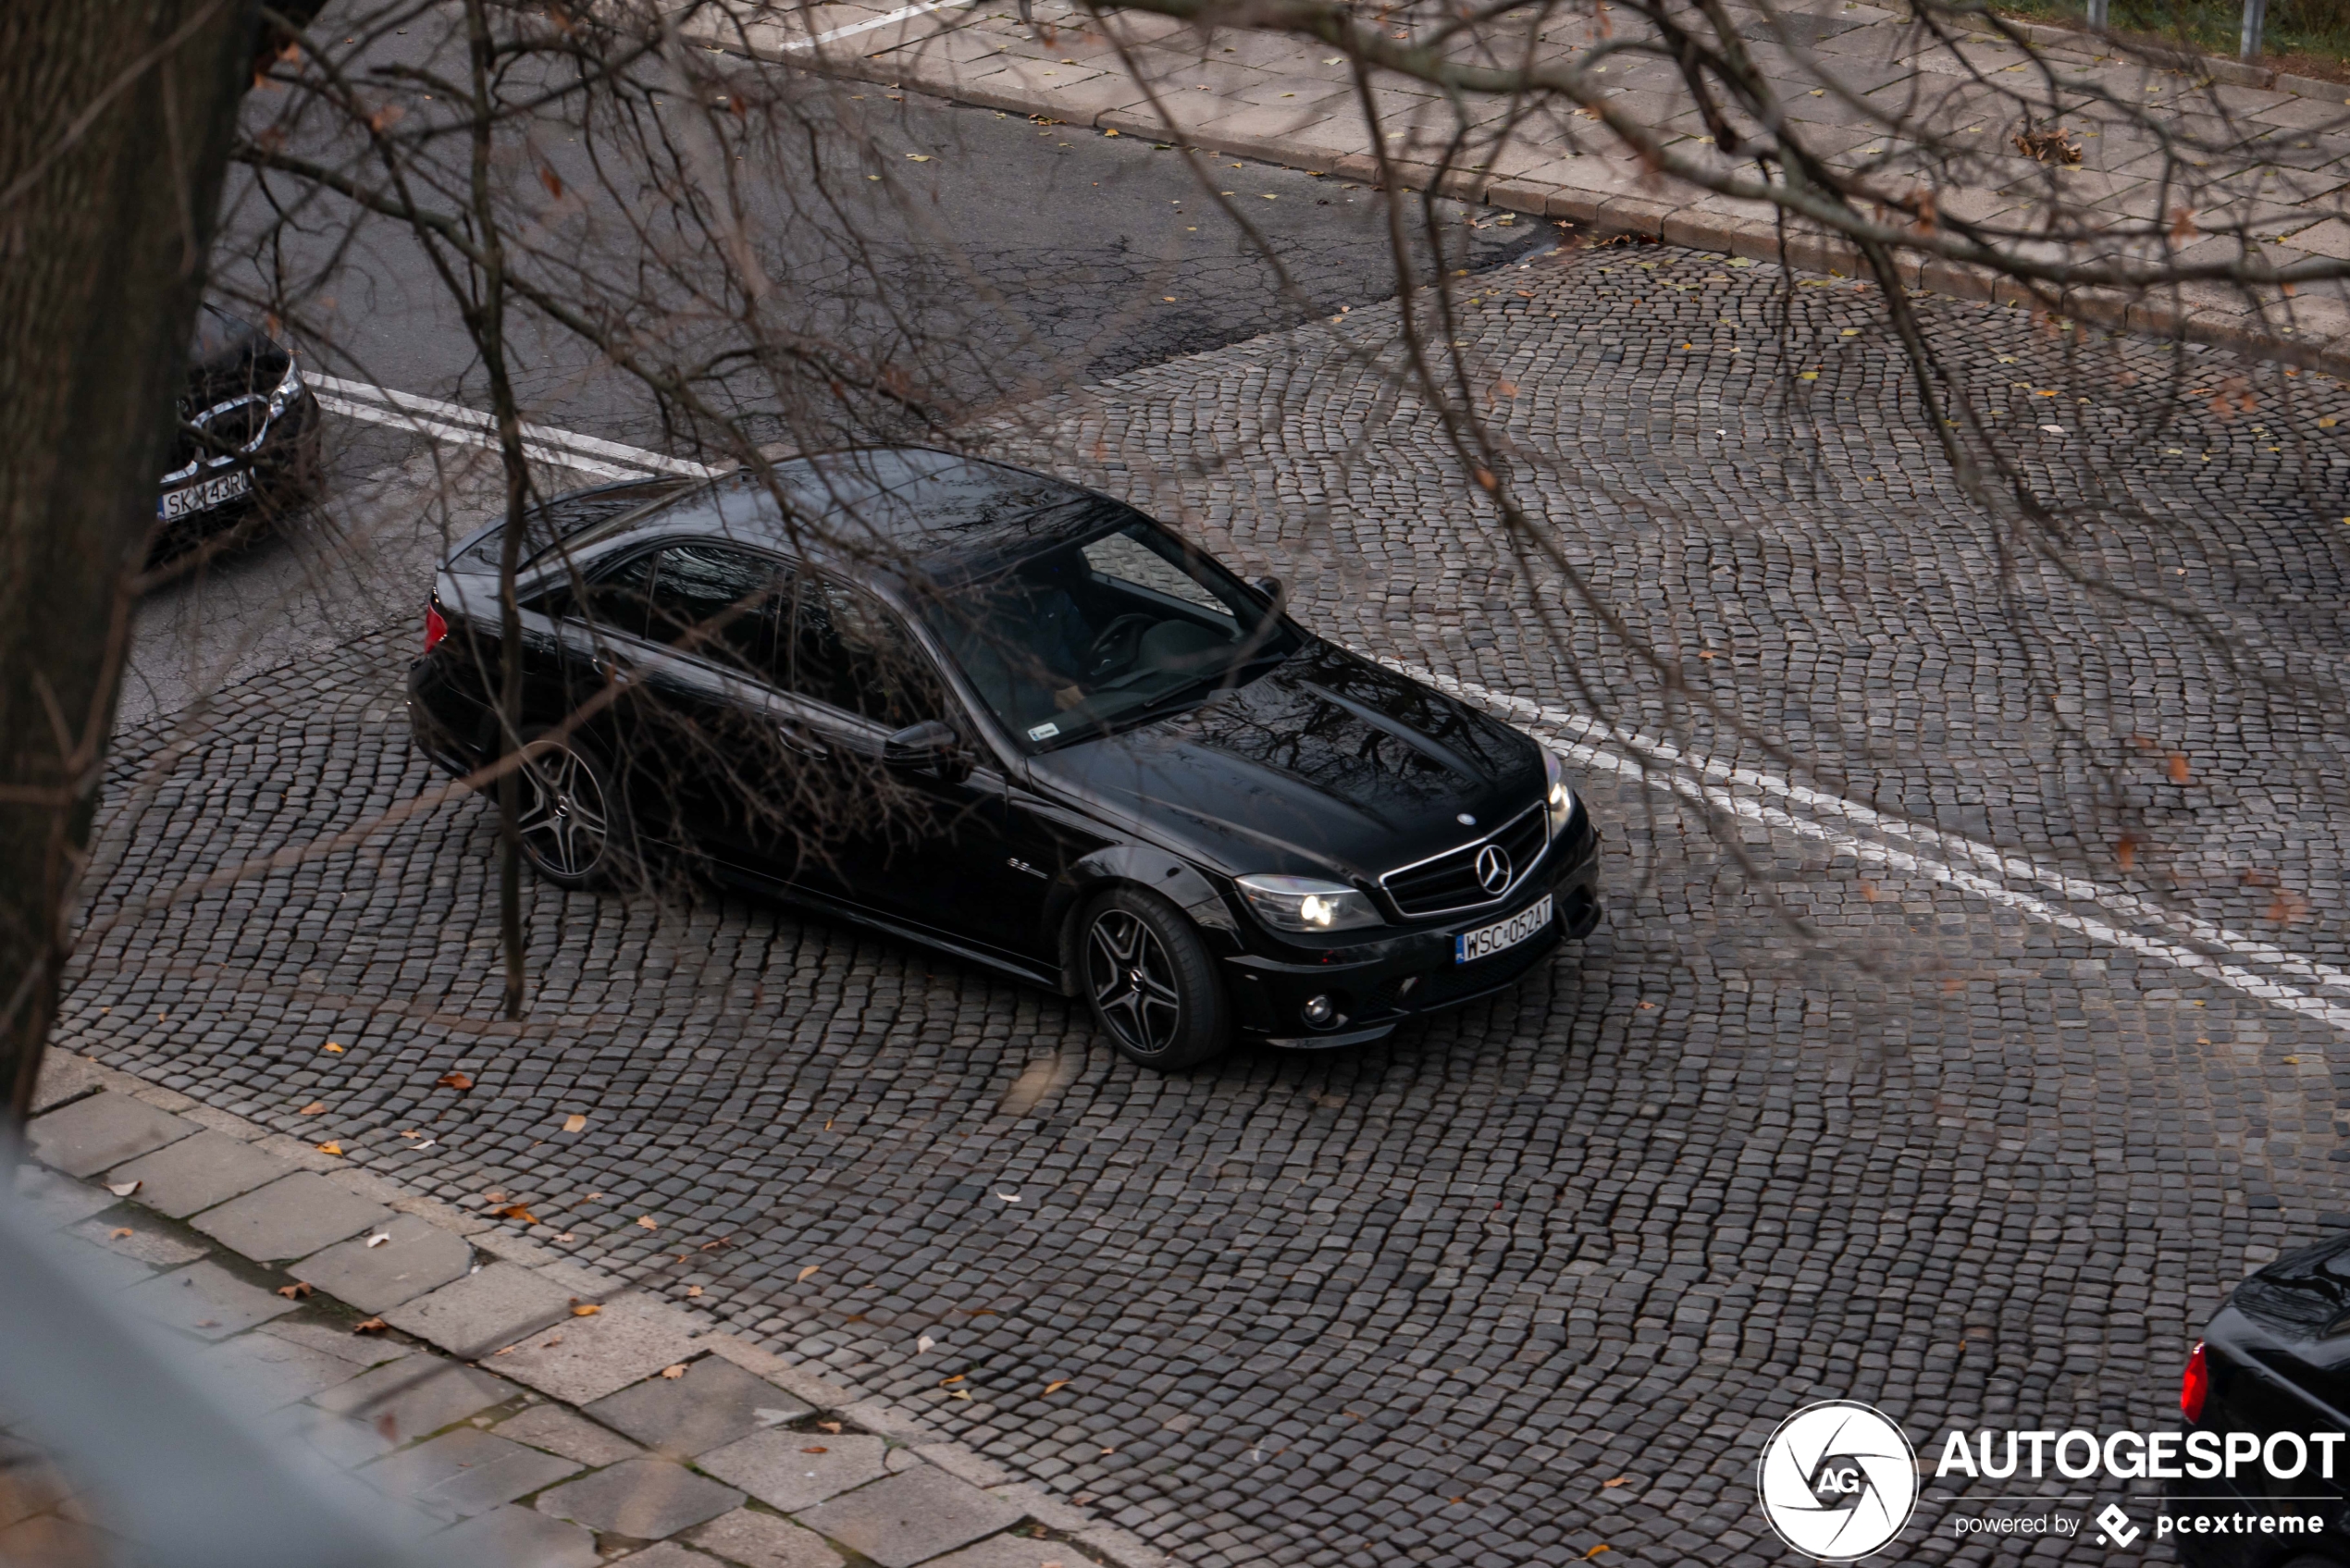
[
  {"left": 920, "top": 518, "right": 1298, "bottom": 749},
  {"left": 642, "top": 543, "right": 778, "bottom": 673},
  {"left": 773, "top": 574, "right": 943, "bottom": 728}
]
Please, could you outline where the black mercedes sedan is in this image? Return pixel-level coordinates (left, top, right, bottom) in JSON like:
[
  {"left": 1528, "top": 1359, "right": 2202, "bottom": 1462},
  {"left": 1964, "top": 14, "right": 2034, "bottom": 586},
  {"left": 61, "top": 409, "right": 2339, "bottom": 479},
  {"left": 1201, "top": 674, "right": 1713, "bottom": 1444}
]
[
  {"left": 155, "top": 305, "right": 321, "bottom": 553},
  {"left": 2168, "top": 1234, "right": 2350, "bottom": 1565},
  {"left": 407, "top": 448, "right": 1602, "bottom": 1068}
]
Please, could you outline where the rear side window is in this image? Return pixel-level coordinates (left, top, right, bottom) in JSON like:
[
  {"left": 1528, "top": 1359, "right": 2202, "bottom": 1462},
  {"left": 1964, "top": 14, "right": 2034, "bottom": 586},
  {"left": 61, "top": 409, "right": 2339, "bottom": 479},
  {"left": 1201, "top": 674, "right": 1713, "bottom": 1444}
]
[
  {"left": 643, "top": 544, "right": 780, "bottom": 674},
  {"left": 575, "top": 549, "right": 659, "bottom": 640}
]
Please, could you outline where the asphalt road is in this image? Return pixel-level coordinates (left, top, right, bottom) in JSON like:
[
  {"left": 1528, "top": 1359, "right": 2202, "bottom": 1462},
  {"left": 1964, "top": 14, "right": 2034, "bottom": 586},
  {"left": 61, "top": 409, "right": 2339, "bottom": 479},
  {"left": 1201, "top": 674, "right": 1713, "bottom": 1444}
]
[{"left": 124, "top": 80, "right": 1544, "bottom": 728}]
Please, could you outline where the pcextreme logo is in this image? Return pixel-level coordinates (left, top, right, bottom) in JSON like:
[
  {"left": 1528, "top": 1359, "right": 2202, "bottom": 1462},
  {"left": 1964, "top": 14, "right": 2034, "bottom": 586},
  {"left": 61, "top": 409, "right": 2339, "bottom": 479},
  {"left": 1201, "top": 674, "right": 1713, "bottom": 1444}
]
[{"left": 1755, "top": 1401, "right": 1921, "bottom": 1562}]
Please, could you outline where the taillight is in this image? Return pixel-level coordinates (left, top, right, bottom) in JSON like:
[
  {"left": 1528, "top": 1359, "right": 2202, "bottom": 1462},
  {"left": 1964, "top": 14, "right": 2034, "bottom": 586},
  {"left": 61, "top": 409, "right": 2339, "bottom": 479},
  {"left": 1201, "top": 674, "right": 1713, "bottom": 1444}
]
[
  {"left": 424, "top": 601, "right": 448, "bottom": 653},
  {"left": 2181, "top": 1340, "right": 2208, "bottom": 1423}
]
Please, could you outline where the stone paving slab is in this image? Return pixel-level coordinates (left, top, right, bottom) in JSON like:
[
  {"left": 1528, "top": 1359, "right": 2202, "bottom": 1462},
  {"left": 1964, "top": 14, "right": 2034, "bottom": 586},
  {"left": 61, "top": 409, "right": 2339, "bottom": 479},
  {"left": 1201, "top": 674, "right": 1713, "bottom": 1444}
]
[
  {"left": 492, "top": 1403, "right": 648, "bottom": 1468},
  {"left": 190, "top": 1171, "right": 392, "bottom": 1262},
  {"left": 360, "top": 1427, "right": 583, "bottom": 1522},
  {"left": 492, "top": 1294, "right": 705, "bottom": 1406},
  {"left": 313, "top": 1359, "right": 518, "bottom": 1445},
  {"left": 115, "top": 1259, "right": 297, "bottom": 1340},
  {"left": 696, "top": 1431, "right": 890, "bottom": 1513},
  {"left": 382, "top": 1258, "right": 581, "bottom": 1360},
  {"left": 291, "top": 1211, "right": 473, "bottom": 1311},
  {"left": 107, "top": 1129, "right": 298, "bottom": 1218},
  {"left": 195, "top": 1328, "right": 401, "bottom": 1414},
  {"left": 13, "top": 1163, "right": 119, "bottom": 1228},
  {"left": 27, "top": 1091, "right": 195, "bottom": 1177},
  {"left": 49, "top": 1231, "right": 158, "bottom": 1292},
  {"left": 686, "top": 1508, "right": 848, "bottom": 1568},
  {"left": 925, "top": 1537, "right": 1113, "bottom": 1568},
  {"left": 438, "top": 1502, "right": 601, "bottom": 1568},
  {"left": 534, "top": 1456, "right": 744, "bottom": 1539},
  {"left": 794, "top": 1468, "right": 1028, "bottom": 1568},
  {"left": 584, "top": 1353, "right": 812, "bottom": 1458}
]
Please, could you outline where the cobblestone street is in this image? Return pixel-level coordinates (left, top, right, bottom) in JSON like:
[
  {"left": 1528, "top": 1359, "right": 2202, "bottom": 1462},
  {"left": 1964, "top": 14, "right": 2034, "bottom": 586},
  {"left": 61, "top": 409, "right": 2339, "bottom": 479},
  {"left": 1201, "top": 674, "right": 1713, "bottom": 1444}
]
[{"left": 61, "top": 245, "right": 2350, "bottom": 1567}]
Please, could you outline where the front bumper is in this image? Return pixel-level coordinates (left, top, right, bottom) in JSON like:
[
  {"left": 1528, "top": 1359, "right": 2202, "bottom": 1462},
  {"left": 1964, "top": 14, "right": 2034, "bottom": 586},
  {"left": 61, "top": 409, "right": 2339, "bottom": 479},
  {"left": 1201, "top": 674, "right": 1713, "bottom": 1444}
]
[
  {"left": 1223, "top": 824, "right": 1602, "bottom": 1047},
  {"left": 152, "top": 388, "right": 323, "bottom": 538}
]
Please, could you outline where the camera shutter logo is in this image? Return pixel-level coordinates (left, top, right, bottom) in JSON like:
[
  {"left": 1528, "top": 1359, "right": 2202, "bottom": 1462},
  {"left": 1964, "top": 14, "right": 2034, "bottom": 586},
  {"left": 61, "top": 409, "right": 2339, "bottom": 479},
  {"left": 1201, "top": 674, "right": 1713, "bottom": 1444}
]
[{"left": 1755, "top": 1401, "right": 1920, "bottom": 1562}]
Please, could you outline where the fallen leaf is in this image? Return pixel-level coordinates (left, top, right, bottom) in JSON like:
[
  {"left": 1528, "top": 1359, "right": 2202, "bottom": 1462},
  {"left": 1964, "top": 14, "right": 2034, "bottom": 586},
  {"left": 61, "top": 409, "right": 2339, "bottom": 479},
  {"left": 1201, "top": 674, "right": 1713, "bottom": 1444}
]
[
  {"left": 436, "top": 1072, "right": 473, "bottom": 1090},
  {"left": 906, "top": 152, "right": 934, "bottom": 161},
  {"left": 196, "top": 1319, "right": 221, "bottom": 1329},
  {"left": 572, "top": 1303, "right": 601, "bottom": 1317},
  {"left": 917, "top": 1334, "right": 936, "bottom": 1354},
  {"left": 110, "top": 1228, "right": 133, "bottom": 1240},
  {"left": 498, "top": 1204, "right": 540, "bottom": 1226},
  {"left": 1045, "top": 1379, "right": 1071, "bottom": 1394},
  {"left": 1585, "top": 1548, "right": 1612, "bottom": 1561},
  {"left": 563, "top": 1113, "right": 587, "bottom": 1132},
  {"left": 558, "top": 1233, "right": 575, "bottom": 1243},
  {"left": 398, "top": 1130, "right": 419, "bottom": 1138},
  {"left": 950, "top": 1389, "right": 972, "bottom": 1400},
  {"left": 802, "top": 1445, "right": 829, "bottom": 1453},
  {"left": 1103, "top": 128, "right": 1118, "bottom": 136},
  {"left": 365, "top": 1232, "right": 390, "bottom": 1249},
  {"left": 278, "top": 1281, "right": 315, "bottom": 1300},
  {"left": 994, "top": 1191, "right": 1021, "bottom": 1204},
  {"left": 797, "top": 1264, "right": 820, "bottom": 1281},
  {"left": 817, "top": 1421, "right": 843, "bottom": 1434},
  {"left": 538, "top": 163, "right": 563, "bottom": 199},
  {"left": 321, "top": 1043, "right": 344, "bottom": 1056},
  {"left": 637, "top": 1216, "right": 659, "bottom": 1229},
  {"left": 316, "top": 1142, "right": 343, "bottom": 1156},
  {"left": 941, "top": 1374, "right": 966, "bottom": 1386},
  {"left": 544, "top": 1333, "right": 564, "bottom": 1346},
  {"left": 1473, "top": 468, "right": 1497, "bottom": 491},
  {"left": 485, "top": 1191, "right": 507, "bottom": 1204},
  {"left": 299, "top": 1103, "right": 327, "bottom": 1115},
  {"left": 1602, "top": 1475, "right": 1630, "bottom": 1487},
  {"left": 353, "top": 1318, "right": 390, "bottom": 1335},
  {"left": 107, "top": 1179, "right": 141, "bottom": 1197},
  {"left": 2116, "top": 834, "right": 2139, "bottom": 871},
  {"left": 661, "top": 1364, "right": 688, "bottom": 1379},
  {"left": 2168, "top": 752, "right": 2191, "bottom": 784},
  {"left": 686, "top": 1284, "right": 703, "bottom": 1297}
]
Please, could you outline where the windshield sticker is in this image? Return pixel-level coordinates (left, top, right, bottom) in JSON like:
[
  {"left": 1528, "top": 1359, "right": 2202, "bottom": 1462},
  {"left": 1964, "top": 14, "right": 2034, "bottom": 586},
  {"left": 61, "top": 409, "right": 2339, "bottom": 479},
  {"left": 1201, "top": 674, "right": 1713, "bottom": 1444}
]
[{"left": 1027, "top": 722, "right": 1060, "bottom": 741}]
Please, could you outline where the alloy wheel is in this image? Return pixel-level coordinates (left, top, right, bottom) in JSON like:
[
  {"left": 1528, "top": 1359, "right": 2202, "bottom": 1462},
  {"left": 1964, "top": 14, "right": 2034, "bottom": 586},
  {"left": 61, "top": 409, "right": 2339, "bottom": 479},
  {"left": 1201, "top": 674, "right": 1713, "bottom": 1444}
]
[
  {"left": 515, "top": 741, "right": 609, "bottom": 879},
  {"left": 1086, "top": 908, "right": 1184, "bottom": 1056}
]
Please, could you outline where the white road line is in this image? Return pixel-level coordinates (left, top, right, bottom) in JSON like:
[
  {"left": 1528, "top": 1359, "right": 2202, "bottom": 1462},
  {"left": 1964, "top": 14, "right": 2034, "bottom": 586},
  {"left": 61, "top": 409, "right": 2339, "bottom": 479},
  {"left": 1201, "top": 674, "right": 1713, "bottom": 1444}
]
[
  {"left": 771, "top": 0, "right": 976, "bottom": 53},
  {"left": 311, "top": 383, "right": 2348, "bottom": 1037},
  {"left": 1397, "top": 660, "right": 2350, "bottom": 1039},
  {"left": 312, "top": 375, "right": 724, "bottom": 479}
]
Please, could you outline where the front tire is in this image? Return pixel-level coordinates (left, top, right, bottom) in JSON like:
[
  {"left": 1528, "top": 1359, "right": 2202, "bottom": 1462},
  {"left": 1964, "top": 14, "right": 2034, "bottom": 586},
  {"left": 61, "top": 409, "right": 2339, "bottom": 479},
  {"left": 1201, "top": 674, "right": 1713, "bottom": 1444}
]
[
  {"left": 512, "top": 726, "right": 633, "bottom": 890},
  {"left": 1080, "top": 887, "right": 1230, "bottom": 1070}
]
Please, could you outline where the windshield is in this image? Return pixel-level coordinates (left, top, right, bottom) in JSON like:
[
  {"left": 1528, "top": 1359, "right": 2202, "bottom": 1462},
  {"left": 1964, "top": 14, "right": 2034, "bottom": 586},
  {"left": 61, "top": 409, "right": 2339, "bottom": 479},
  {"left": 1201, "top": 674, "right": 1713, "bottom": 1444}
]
[{"left": 917, "top": 519, "right": 1302, "bottom": 749}]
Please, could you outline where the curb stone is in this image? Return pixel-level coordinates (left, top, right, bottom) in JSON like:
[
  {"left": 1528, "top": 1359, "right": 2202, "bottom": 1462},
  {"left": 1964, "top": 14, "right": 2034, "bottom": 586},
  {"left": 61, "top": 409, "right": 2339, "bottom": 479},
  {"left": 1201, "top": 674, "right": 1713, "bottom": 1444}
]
[
  {"left": 19, "top": 1049, "right": 1193, "bottom": 1568},
  {"left": 681, "top": 6, "right": 2350, "bottom": 378}
]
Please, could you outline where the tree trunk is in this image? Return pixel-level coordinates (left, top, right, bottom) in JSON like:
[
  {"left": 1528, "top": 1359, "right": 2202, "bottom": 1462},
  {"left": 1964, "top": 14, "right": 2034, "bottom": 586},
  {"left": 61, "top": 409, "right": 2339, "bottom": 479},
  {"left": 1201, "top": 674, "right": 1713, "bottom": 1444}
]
[{"left": 0, "top": 0, "right": 261, "bottom": 1121}]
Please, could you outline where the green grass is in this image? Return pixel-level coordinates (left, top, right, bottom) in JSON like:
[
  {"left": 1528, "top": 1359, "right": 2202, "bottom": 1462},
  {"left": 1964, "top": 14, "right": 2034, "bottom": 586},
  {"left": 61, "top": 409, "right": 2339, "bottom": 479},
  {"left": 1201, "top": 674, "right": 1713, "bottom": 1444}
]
[{"left": 1989, "top": 0, "right": 2350, "bottom": 73}]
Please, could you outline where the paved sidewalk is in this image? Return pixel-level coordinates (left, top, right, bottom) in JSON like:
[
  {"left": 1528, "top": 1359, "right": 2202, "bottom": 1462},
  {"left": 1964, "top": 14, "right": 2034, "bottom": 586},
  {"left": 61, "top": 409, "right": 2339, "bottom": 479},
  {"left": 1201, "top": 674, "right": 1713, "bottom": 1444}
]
[
  {"left": 6, "top": 1052, "right": 1170, "bottom": 1568},
  {"left": 690, "top": 0, "right": 2350, "bottom": 370}
]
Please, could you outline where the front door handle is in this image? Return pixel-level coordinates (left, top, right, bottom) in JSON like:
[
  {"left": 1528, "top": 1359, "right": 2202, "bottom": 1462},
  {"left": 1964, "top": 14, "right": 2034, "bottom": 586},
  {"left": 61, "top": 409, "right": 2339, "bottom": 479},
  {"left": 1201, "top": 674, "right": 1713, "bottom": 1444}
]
[
  {"left": 776, "top": 722, "right": 830, "bottom": 759},
  {"left": 592, "top": 648, "right": 634, "bottom": 681}
]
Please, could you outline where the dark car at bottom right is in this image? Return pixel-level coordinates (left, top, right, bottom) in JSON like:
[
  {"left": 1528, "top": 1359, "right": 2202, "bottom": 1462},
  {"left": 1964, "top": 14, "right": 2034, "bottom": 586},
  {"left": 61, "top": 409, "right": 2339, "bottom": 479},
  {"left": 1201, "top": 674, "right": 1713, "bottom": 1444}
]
[{"left": 2170, "top": 1232, "right": 2350, "bottom": 1565}]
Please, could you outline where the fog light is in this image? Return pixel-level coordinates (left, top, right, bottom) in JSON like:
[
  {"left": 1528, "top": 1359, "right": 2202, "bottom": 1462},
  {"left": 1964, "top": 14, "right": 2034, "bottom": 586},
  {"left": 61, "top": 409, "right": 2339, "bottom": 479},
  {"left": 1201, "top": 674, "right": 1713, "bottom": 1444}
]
[{"left": 1302, "top": 994, "right": 1338, "bottom": 1028}]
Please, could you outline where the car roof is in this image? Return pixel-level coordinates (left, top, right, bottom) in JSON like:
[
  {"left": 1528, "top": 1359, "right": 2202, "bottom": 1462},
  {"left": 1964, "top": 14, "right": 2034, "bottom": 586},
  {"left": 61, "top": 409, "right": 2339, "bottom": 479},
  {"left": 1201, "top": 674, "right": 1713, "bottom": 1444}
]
[{"left": 608, "top": 447, "right": 1144, "bottom": 584}]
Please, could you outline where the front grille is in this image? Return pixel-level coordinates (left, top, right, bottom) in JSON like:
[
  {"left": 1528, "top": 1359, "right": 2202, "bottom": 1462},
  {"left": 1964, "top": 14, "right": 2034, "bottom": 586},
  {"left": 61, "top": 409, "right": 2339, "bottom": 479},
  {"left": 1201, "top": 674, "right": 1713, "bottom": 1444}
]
[{"left": 1379, "top": 801, "right": 1547, "bottom": 919}]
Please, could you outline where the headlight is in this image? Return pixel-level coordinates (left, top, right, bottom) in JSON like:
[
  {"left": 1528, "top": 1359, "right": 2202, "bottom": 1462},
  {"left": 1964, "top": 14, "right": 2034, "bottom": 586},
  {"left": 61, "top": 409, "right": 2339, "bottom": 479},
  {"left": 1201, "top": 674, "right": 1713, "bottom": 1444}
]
[
  {"left": 1233, "top": 874, "right": 1384, "bottom": 932},
  {"left": 268, "top": 357, "right": 303, "bottom": 415},
  {"left": 1541, "top": 744, "right": 1578, "bottom": 835}
]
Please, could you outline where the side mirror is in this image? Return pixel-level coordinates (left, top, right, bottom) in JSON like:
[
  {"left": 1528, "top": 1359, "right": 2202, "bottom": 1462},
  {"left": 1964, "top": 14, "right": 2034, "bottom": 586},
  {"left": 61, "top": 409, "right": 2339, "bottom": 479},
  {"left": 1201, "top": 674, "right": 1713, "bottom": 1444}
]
[
  {"left": 883, "top": 720, "right": 971, "bottom": 780},
  {"left": 1251, "top": 575, "right": 1285, "bottom": 608}
]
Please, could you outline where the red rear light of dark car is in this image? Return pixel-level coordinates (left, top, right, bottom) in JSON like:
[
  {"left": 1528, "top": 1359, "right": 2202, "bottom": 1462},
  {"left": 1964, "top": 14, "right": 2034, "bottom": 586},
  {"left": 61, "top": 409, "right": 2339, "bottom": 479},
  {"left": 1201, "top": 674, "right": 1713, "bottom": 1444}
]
[
  {"left": 2181, "top": 1340, "right": 2208, "bottom": 1423},
  {"left": 424, "top": 601, "right": 448, "bottom": 653}
]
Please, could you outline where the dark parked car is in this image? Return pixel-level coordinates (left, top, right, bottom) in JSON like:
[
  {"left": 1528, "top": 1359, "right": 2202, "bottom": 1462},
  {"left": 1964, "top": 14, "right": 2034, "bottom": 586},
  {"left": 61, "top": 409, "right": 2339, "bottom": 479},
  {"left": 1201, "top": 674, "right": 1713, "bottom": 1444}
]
[
  {"left": 407, "top": 449, "right": 1602, "bottom": 1068},
  {"left": 155, "top": 305, "right": 321, "bottom": 553},
  {"left": 2169, "top": 1234, "right": 2350, "bottom": 1564}
]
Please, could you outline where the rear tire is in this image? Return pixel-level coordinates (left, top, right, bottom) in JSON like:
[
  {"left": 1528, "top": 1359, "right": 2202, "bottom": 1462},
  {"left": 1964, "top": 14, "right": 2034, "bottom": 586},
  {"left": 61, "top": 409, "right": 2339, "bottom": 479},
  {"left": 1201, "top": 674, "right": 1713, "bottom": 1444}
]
[
  {"left": 1079, "top": 887, "right": 1230, "bottom": 1070},
  {"left": 512, "top": 726, "right": 634, "bottom": 890}
]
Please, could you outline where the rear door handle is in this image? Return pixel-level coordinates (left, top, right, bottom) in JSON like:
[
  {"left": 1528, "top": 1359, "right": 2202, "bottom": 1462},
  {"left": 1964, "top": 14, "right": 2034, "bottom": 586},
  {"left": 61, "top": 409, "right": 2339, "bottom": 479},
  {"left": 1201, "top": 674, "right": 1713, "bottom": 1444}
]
[{"left": 592, "top": 648, "right": 634, "bottom": 680}]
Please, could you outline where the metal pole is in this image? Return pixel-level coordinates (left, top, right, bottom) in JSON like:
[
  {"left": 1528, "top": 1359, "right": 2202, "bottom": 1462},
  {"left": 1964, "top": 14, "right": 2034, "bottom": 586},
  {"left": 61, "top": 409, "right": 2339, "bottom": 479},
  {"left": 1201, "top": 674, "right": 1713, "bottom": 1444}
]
[
  {"left": 2085, "top": 0, "right": 2107, "bottom": 31},
  {"left": 2240, "top": 0, "right": 2267, "bottom": 58}
]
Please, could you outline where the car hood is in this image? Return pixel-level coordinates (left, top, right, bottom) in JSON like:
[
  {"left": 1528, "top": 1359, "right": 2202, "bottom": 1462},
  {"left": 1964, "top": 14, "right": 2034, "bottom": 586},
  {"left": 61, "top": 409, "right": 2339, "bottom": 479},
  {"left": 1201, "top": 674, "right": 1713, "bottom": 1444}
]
[{"left": 1029, "top": 641, "right": 1544, "bottom": 885}]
